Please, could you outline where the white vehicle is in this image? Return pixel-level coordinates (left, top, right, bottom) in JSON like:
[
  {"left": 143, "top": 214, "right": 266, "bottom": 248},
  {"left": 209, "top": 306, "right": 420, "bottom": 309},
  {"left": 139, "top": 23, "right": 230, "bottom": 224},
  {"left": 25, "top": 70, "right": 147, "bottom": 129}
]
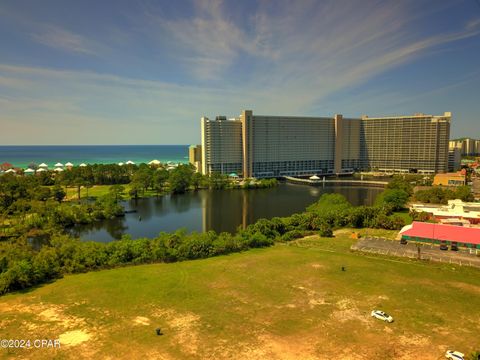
[
  {"left": 370, "top": 310, "right": 393, "bottom": 323},
  {"left": 445, "top": 350, "right": 465, "bottom": 360}
]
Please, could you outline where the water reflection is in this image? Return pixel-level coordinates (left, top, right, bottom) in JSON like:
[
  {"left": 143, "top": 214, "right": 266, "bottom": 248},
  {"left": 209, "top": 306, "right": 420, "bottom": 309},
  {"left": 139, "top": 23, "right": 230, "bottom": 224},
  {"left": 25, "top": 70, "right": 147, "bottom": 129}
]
[{"left": 74, "top": 183, "right": 383, "bottom": 242}]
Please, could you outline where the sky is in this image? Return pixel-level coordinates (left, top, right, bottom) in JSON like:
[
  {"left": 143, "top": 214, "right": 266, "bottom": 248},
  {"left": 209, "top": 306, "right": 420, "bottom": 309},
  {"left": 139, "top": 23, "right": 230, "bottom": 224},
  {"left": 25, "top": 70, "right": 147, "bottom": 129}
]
[{"left": 0, "top": 0, "right": 479, "bottom": 145}]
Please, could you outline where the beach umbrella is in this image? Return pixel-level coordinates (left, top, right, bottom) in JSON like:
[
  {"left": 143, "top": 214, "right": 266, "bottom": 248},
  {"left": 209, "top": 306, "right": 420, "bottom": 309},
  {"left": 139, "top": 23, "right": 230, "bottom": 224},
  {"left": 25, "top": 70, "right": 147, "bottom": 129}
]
[
  {"left": 309, "top": 175, "right": 320, "bottom": 180},
  {"left": 54, "top": 162, "right": 64, "bottom": 167},
  {"left": 5, "top": 169, "right": 16, "bottom": 174},
  {"left": 39, "top": 163, "right": 48, "bottom": 169},
  {"left": 79, "top": 163, "right": 87, "bottom": 167},
  {"left": 118, "top": 162, "right": 124, "bottom": 166},
  {"left": 54, "top": 167, "right": 64, "bottom": 172},
  {"left": 65, "top": 162, "right": 74, "bottom": 167},
  {"left": 24, "top": 168, "right": 35, "bottom": 174},
  {"left": 36, "top": 168, "right": 47, "bottom": 172},
  {"left": 126, "top": 160, "right": 135, "bottom": 165},
  {"left": 148, "top": 159, "right": 161, "bottom": 165}
]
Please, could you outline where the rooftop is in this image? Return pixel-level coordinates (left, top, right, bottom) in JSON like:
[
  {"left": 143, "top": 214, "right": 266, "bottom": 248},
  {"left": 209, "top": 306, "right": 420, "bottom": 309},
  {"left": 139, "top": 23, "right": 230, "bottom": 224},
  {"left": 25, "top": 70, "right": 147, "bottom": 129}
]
[{"left": 400, "top": 221, "right": 480, "bottom": 245}]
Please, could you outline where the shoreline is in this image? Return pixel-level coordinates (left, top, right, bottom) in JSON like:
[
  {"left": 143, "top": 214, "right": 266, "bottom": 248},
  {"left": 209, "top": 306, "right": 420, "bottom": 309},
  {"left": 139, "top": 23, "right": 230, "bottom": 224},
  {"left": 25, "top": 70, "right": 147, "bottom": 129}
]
[{"left": 0, "top": 144, "right": 190, "bottom": 169}]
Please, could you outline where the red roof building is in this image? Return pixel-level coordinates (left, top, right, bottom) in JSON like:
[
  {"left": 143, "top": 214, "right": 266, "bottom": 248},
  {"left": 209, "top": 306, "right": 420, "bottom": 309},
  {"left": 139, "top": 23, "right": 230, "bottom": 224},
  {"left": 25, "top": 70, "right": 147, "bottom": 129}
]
[{"left": 400, "top": 221, "right": 480, "bottom": 249}]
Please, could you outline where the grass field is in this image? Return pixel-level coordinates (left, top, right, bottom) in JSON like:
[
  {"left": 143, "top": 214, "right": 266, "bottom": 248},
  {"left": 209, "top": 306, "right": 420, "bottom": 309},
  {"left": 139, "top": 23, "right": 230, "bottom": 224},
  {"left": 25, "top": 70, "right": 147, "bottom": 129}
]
[
  {"left": 1, "top": 229, "right": 480, "bottom": 359},
  {"left": 64, "top": 185, "right": 162, "bottom": 200},
  {"left": 393, "top": 210, "right": 413, "bottom": 225}
]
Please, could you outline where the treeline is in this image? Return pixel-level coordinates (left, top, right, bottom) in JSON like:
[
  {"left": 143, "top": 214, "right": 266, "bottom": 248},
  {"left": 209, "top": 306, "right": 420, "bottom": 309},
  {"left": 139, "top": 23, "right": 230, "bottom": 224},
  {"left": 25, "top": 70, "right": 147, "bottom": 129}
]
[
  {"left": 414, "top": 185, "right": 473, "bottom": 204},
  {"left": 0, "top": 228, "right": 274, "bottom": 295},
  {"left": 2, "top": 195, "right": 124, "bottom": 238}
]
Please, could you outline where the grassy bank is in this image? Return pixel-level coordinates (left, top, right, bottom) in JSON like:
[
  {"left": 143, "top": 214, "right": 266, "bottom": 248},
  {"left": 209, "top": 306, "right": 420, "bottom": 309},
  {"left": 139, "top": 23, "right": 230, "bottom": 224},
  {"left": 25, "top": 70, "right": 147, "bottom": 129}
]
[
  {"left": 1, "top": 229, "right": 479, "bottom": 359},
  {"left": 64, "top": 184, "right": 161, "bottom": 200}
]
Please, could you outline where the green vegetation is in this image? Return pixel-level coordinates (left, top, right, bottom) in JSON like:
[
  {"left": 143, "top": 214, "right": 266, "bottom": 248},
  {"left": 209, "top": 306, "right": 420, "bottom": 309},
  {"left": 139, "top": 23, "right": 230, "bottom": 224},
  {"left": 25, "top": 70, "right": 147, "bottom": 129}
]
[
  {"left": 414, "top": 185, "right": 474, "bottom": 204},
  {"left": 0, "top": 190, "right": 409, "bottom": 295},
  {"left": 386, "top": 176, "right": 414, "bottom": 195},
  {"left": 1, "top": 231, "right": 479, "bottom": 359},
  {"left": 375, "top": 189, "right": 410, "bottom": 211},
  {"left": 0, "top": 164, "right": 280, "bottom": 239}
]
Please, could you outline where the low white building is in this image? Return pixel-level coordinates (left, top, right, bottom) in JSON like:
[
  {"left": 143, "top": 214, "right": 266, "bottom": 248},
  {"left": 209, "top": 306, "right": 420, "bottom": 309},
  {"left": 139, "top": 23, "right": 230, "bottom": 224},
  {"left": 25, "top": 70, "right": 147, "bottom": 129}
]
[{"left": 410, "top": 199, "right": 480, "bottom": 224}]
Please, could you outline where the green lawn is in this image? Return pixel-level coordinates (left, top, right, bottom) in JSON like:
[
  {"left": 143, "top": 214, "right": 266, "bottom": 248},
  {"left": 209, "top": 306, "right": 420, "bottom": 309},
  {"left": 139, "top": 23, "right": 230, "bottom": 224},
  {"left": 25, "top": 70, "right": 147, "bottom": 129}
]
[
  {"left": 63, "top": 185, "right": 163, "bottom": 200},
  {"left": 1, "top": 230, "right": 479, "bottom": 359},
  {"left": 393, "top": 209, "right": 413, "bottom": 225}
]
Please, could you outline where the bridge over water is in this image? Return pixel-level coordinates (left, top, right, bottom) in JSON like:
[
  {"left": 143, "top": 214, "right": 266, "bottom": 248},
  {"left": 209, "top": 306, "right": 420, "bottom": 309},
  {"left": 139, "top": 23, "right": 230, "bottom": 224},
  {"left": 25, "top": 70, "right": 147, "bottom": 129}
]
[{"left": 284, "top": 176, "right": 388, "bottom": 187}]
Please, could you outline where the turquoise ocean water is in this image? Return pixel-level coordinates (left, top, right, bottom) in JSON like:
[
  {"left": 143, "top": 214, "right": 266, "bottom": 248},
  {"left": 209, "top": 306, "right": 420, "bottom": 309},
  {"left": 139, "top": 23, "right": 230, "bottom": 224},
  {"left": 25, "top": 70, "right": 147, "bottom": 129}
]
[{"left": 0, "top": 145, "right": 189, "bottom": 169}]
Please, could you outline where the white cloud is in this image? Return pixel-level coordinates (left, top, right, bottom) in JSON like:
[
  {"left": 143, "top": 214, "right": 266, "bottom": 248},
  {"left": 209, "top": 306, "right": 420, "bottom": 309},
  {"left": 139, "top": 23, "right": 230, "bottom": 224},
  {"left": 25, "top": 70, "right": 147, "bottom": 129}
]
[
  {"left": 1, "top": 0, "right": 479, "bottom": 144},
  {"left": 31, "top": 25, "right": 101, "bottom": 55}
]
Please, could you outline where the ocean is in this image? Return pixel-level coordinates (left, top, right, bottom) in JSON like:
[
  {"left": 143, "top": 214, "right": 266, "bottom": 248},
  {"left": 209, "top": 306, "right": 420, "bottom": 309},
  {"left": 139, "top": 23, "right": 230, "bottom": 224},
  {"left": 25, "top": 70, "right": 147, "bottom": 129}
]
[{"left": 0, "top": 145, "right": 189, "bottom": 169}]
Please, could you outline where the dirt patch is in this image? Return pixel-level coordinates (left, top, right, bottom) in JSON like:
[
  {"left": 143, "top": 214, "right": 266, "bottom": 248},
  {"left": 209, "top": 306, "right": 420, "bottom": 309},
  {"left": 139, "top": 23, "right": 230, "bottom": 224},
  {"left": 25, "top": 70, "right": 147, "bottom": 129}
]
[
  {"left": 133, "top": 316, "right": 151, "bottom": 326},
  {"left": 3, "top": 303, "right": 86, "bottom": 330},
  {"left": 293, "top": 285, "right": 329, "bottom": 308},
  {"left": 274, "top": 303, "right": 297, "bottom": 309},
  {"left": 398, "top": 334, "right": 430, "bottom": 347},
  {"left": 448, "top": 281, "right": 480, "bottom": 294},
  {"left": 228, "top": 333, "right": 319, "bottom": 360},
  {"left": 59, "top": 329, "right": 91, "bottom": 346},
  {"left": 152, "top": 309, "right": 201, "bottom": 356},
  {"left": 330, "top": 299, "right": 371, "bottom": 325}
]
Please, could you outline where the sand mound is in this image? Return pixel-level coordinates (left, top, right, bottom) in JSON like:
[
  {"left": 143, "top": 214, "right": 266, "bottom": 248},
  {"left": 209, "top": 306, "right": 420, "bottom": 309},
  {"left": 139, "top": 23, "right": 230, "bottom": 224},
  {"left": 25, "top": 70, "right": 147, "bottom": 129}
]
[
  {"left": 59, "top": 329, "right": 91, "bottom": 346},
  {"left": 133, "top": 316, "right": 151, "bottom": 326}
]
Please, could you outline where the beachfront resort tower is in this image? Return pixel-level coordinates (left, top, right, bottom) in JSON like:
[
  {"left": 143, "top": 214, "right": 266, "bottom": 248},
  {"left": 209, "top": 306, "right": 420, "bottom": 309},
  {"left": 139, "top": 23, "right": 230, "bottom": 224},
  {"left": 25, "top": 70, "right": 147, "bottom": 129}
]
[
  {"left": 360, "top": 113, "right": 451, "bottom": 173},
  {"left": 195, "top": 110, "right": 451, "bottom": 178},
  {"left": 200, "top": 116, "right": 243, "bottom": 175}
]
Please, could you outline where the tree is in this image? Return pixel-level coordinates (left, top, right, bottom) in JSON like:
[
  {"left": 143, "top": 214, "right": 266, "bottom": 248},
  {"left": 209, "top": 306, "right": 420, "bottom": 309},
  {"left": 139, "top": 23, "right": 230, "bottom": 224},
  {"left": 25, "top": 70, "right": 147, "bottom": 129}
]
[
  {"left": 208, "top": 172, "right": 229, "bottom": 190},
  {"left": 131, "top": 166, "right": 153, "bottom": 195},
  {"left": 73, "top": 177, "right": 85, "bottom": 200},
  {"left": 454, "top": 186, "right": 474, "bottom": 202},
  {"left": 375, "top": 189, "right": 410, "bottom": 211},
  {"left": 191, "top": 172, "right": 204, "bottom": 191},
  {"left": 52, "top": 185, "right": 66, "bottom": 203},
  {"left": 84, "top": 181, "right": 93, "bottom": 199},
  {"left": 109, "top": 184, "right": 125, "bottom": 202},
  {"left": 169, "top": 165, "right": 194, "bottom": 194},
  {"left": 129, "top": 182, "right": 142, "bottom": 199},
  {"left": 387, "top": 176, "right": 413, "bottom": 195},
  {"left": 152, "top": 169, "right": 169, "bottom": 196},
  {"left": 35, "top": 187, "right": 51, "bottom": 202}
]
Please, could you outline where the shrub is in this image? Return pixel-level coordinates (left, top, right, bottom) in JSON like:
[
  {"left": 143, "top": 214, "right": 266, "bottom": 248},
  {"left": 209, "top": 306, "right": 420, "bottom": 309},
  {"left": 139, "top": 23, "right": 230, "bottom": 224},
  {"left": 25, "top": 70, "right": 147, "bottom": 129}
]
[
  {"left": 318, "top": 223, "right": 333, "bottom": 237},
  {"left": 280, "top": 230, "right": 305, "bottom": 241}
]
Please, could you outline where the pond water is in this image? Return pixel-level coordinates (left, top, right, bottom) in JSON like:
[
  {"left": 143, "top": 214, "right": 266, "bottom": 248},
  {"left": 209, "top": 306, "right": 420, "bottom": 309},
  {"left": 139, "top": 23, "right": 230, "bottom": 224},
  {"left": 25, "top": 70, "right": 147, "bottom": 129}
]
[{"left": 72, "top": 182, "right": 384, "bottom": 242}]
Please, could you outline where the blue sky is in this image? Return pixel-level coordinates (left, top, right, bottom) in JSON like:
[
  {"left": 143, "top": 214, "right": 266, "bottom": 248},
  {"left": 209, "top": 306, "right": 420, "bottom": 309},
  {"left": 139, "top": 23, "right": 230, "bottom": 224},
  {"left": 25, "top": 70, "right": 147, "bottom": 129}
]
[{"left": 0, "top": 0, "right": 479, "bottom": 145}]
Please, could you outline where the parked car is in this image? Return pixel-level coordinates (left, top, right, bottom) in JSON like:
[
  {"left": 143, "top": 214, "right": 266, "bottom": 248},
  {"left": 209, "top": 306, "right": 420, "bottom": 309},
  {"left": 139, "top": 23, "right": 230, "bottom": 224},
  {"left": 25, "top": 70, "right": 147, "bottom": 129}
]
[
  {"left": 451, "top": 243, "right": 458, "bottom": 251},
  {"left": 440, "top": 243, "right": 448, "bottom": 251},
  {"left": 445, "top": 350, "right": 464, "bottom": 360},
  {"left": 400, "top": 238, "right": 407, "bottom": 245},
  {"left": 371, "top": 310, "right": 393, "bottom": 323}
]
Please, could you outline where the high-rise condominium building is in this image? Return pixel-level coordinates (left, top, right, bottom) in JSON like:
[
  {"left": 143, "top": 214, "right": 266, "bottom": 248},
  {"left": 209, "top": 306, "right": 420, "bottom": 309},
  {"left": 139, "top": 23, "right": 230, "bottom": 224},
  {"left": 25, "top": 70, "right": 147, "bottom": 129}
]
[
  {"left": 195, "top": 110, "right": 451, "bottom": 178},
  {"left": 449, "top": 138, "right": 480, "bottom": 156}
]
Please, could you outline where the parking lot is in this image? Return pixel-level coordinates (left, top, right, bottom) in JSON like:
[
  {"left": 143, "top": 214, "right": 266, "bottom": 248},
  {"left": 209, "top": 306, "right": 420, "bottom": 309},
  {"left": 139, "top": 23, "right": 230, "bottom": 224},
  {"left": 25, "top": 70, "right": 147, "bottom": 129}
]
[{"left": 351, "top": 237, "right": 480, "bottom": 268}]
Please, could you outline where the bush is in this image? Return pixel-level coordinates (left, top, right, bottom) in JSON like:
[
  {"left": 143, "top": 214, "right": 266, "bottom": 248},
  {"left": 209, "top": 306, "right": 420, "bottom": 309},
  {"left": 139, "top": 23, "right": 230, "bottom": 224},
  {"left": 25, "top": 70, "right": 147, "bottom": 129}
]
[
  {"left": 280, "top": 230, "right": 305, "bottom": 241},
  {"left": 318, "top": 223, "right": 333, "bottom": 237}
]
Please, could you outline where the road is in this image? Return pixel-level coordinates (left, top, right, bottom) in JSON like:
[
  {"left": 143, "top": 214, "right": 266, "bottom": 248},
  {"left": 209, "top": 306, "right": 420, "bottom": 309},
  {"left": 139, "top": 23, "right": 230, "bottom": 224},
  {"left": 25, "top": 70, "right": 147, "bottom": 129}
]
[{"left": 351, "top": 237, "right": 480, "bottom": 268}]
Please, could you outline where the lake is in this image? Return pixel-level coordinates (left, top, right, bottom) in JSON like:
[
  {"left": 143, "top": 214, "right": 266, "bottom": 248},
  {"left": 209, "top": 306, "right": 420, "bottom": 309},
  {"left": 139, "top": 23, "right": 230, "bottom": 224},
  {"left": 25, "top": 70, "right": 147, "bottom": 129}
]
[{"left": 72, "top": 183, "right": 384, "bottom": 242}]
